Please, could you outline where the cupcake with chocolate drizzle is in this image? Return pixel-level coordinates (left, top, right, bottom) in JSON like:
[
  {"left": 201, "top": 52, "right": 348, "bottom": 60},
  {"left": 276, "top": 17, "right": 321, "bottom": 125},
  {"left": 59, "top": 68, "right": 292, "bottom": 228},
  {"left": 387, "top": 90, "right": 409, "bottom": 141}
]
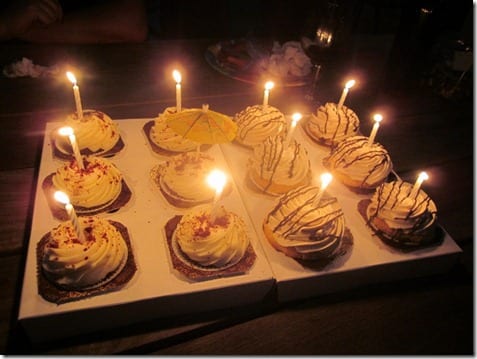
[
  {"left": 247, "top": 134, "right": 311, "bottom": 195},
  {"left": 263, "top": 185, "right": 353, "bottom": 261},
  {"left": 233, "top": 104, "right": 287, "bottom": 148},
  {"left": 323, "top": 135, "right": 393, "bottom": 192},
  {"left": 305, "top": 102, "right": 360, "bottom": 146},
  {"left": 358, "top": 179, "right": 442, "bottom": 249}
]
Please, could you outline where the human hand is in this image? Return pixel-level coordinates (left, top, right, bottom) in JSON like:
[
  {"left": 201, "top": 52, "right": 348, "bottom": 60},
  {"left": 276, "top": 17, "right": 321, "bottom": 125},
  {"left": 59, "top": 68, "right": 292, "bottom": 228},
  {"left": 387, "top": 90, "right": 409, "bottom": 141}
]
[{"left": 0, "top": 0, "right": 63, "bottom": 39}]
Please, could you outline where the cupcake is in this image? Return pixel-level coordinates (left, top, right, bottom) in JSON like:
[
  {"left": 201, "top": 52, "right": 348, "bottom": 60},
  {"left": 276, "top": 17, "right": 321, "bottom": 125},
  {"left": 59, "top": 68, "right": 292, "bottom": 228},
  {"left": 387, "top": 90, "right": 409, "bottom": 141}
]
[
  {"left": 358, "top": 180, "right": 442, "bottom": 249},
  {"left": 164, "top": 205, "right": 256, "bottom": 280},
  {"left": 37, "top": 216, "right": 136, "bottom": 304},
  {"left": 323, "top": 135, "right": 393, "bottom": 192},
  {"left": 52, "top": 109, "right": 124, "bottom": 159},
  {"left": 42, "top": 156, "right": 132, "bottom": 219},
  {"left": 305, "top": 102, "right": 360, "bottom": 146},
  {"left": 233, "top": 104, "right": 287, "bottom": 148},
  {"left": 248, "top": 135, "right": 311, "bottom": 195},
  {"left": 263, "top": 185, "right": 353, "bottom": 262},
  {"left": 143, "top": 107, "right": 208, "bottom": 155},
  {"left": 151, "top": 152, "right": 230, "bottom": 207}
]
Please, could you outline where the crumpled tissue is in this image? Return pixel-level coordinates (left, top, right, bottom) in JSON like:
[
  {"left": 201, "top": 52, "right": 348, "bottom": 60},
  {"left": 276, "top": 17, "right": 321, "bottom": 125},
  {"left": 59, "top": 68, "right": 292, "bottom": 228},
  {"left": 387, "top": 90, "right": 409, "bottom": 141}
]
[{"left": 3, "top": 57, "right": 59, "bottom": 78}]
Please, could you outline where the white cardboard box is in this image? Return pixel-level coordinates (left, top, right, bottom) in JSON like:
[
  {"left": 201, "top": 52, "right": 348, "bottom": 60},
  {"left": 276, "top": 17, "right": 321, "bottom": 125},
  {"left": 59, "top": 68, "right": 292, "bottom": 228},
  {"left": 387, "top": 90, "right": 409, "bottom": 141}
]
[
  {"left": 18, "top": 119, "right": 275, "bottom": 342},
  {"left": 220, "top": 120, "right": 462, "bottom": 302}
]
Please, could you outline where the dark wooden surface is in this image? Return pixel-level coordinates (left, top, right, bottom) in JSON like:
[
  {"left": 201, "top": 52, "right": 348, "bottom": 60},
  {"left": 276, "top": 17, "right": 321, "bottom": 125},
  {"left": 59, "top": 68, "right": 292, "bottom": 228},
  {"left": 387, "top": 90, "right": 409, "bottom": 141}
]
[{"left": 0, "top": 38, "right": 473, "bottom": 355}]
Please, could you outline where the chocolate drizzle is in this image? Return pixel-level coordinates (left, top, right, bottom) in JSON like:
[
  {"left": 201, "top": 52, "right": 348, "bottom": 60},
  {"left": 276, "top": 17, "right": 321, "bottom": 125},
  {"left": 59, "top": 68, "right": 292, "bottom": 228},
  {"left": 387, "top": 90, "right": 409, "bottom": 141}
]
[
  {"left": 317, "top": 104, "right": 358, "bottom": 141},
  {"left": 267, "top": 186, "right": 342, "bottom": 238},
  {"left": 235, "top": 105, "right": 285, "bottom": 140}
]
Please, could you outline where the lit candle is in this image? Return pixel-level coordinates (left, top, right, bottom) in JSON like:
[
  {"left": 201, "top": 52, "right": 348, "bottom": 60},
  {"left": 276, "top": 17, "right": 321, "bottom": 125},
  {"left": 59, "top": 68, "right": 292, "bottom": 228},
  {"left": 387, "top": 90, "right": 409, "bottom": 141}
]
[
  {"left": 367, "top": 114, "right": 383, "bottom": 146},
  {"left": 172, "top": 70, "right": 182, "bottom": 112},
  {"left": 206, "top": 169, "right": 227, "bottom": 222},
  {"left": 66, "top": 71, "right": 83, "bottom": 120},
  {"left": 54, "top": 191, "right": 85, "bottom": 243},
  {"left": 409, "top": 171, "right": 429, "bottom": 199},
  {"left": 314, "top": 173, "right": 333, "bottom": 206},
  {"left": 263, "top": 81, "right": 274, "bottom": 107},
  {"left": 58, "top": 126, "right": 84, "bottom": 170},
  {"left": 337, "top": 79, "right": 355, "bottom": 109},
  {"left": 284, "top": 112, "right": 302, "bottom": 148}
]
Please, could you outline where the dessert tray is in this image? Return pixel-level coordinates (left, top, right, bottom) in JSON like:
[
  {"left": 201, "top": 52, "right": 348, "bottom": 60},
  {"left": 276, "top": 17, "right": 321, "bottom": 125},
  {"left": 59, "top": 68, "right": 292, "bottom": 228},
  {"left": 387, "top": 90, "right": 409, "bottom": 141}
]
[
  {"left": 205, "top": 39, "right": 312, "bottom": 87},
  {"left": 18, "top": 118, "right": 461, "bottom": 342}
]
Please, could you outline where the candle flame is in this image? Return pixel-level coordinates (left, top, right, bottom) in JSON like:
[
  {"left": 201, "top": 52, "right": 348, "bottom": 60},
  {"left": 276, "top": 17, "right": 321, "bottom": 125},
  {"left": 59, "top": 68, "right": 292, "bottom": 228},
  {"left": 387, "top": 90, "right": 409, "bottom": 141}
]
[
  {"left": 58, "top": 126, "right": 74, "bottom": 136},
  {"left": 345, "top": 80, "right": 356, "bottom": 89},
  {"left": 66, "top": 71, "right": 77, "bottom": 85},
  {"left": 264, "top": 81, "right": 274, "bottom": 90},
  {"left": 291, "top": 112, "right": 302, "bottom": 124},
  {"left": 373, "top": 113, "right": 383, "bottom": 123},
  {"left": 172, "top": 70, "right": 182, "bottom": 84},
  {"left": 418, "top": 171, "right": 429, "bottom": 182},
  {"left": 54, "top": 191, "right": 70, "bottom": 205},
  {"left": 207, "top": 169, "right": 227, "bottom": 192},
  {"left": 320, "top": 172, "right": 333, "bottom": 190}
]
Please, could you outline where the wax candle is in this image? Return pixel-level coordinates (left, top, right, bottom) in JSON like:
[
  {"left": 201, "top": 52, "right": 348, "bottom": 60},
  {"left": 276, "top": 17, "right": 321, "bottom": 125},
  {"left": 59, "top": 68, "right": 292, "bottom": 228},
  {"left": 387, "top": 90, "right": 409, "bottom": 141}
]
[
  {"left": 337, "top": 79, "right": 355, "bottom": 109},
  {"left": 284, "top": 112, "right": 302, "bottom": 148},
  {"left": 263, "top": 81, "right": 274, "bottom": 107},
  {"left": 66, "top": 72, "right": 83, "bottom": 120},
  {"left": 367, "top": 114, "right": 383, "bottom": 146},
  {"left": 314, "top": 173, "right": 333, "bottom": 206},
  {"left": 54, "top": 191, "right": 85, "bottom": 243},
  {"left": 409, "top": 171, "right": 429, "bottom": 199},
  {"left": 172, "top": 70, "right": 182, "bottom": 112},
  {"left": 58, "top": 126, "right": 84, "bottom": 170},
  {"left": 206, "top": 169, "right": 227, "bottom": 222}
]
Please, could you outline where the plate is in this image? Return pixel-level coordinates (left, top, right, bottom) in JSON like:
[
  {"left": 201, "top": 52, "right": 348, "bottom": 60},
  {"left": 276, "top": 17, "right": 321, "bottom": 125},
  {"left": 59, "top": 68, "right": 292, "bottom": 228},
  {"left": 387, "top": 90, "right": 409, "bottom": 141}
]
[{"left": 205, "top": 39, "right": 312, "bottom": 87}]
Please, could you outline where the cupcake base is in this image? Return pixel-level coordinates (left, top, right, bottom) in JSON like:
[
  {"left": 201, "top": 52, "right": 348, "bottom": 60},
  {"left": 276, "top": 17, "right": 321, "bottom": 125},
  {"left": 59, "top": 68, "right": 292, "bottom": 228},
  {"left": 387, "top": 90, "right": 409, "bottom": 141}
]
[{"left": 358, "top": 199, "right": 444, "bottom": 250}]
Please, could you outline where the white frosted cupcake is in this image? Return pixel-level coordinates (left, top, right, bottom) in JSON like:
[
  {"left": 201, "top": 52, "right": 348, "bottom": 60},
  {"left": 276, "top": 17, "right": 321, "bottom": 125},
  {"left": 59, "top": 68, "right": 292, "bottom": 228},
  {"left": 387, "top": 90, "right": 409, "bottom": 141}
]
[
  {"left": 323, "top": 135, "right": 393, "bottom": 191},
  {"left": 305, "top": 102, "right": 360, "bottom": 146},
  {"left": 248, "top": 135, "right": 311, "bottom": 195},
  {"left": 234, "top": 105, "right": 287, "bottom": 148},
  {"left": 263, "top": 185, "right": 353, "bottom": 261}
]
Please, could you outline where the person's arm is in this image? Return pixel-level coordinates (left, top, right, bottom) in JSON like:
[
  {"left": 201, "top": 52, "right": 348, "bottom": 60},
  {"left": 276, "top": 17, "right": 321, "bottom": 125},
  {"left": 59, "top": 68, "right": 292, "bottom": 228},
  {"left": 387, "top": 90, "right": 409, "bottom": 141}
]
[
  {"left": 0, "top": 0, "right": 63, "bottom": 41},
  {"left": 15, "top": 0, "right": 148, "bottom": 44}
]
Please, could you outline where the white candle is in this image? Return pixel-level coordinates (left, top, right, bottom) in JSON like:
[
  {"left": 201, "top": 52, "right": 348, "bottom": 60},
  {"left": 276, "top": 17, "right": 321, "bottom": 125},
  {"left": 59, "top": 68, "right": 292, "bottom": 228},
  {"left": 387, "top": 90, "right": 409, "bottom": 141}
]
[
  {"left": 263, "top": 81, "right": 274, "bottom": 107},
  {"left": 367, "top": 114, "right": 383, "bottom": 146},
  {"left": 409, "top": 171, "right": 429, "bottom": 199},
  {"left": 66, "top": 72, "right": 83, "bottom": 120},
  {"left": 337, "top": 79, "right": 355, "bottom": 109},
  {"left": 172, "top": 70, "right": 182, "bottom": 112},
  {"left": 314, "top": 173, "right": 333, "bottom": 207},
  {"left": 58, "top": 126, "right": 84, "bottom": 170},
  {"left": 54, "top": 191, "right": 85, "bottom": 243},
  {"left": 284, "top": 112, "right": 302, "bottom": 148},
  {"left": 206, "top": 169, "right": 227, "bottom": 222}
]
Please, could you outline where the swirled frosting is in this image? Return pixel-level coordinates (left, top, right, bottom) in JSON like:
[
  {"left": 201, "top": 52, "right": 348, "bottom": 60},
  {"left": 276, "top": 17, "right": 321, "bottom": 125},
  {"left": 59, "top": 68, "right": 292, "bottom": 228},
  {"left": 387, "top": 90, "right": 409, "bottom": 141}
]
[
  {"left": 248, "top": 135, "right": 311, "bottom": 195},
  {"left": 150, "top": 107, "right": 198, "bottom": 152},
  {"left": 323, "top": 135, "right": 392, "bottom": 189},
  {"left": 234, "top": 105, "right": 286, "bottom": 148},
  {"left": 366, "top": 180, "right": 437, "bottom": 244},
  {"left": 42, "top": 217, "right": 128, "bottom": 290},
  {"left": 52, "top": 156, "right": 122, "bottom": 211},
  {"left": 306, "top": 102, "right": 360, "bottom": 146},
  {"left": 174, "top": 206, "right": 249, "bottom": 268},
  {"left": 152, "top": 152, "right": 216, "bottom": 206},
  {"left": 62, "top": 109, "right": 120, "bottom": 154},
  {"left": 264, "top": 186, "right": 346, "bottom": 258}
]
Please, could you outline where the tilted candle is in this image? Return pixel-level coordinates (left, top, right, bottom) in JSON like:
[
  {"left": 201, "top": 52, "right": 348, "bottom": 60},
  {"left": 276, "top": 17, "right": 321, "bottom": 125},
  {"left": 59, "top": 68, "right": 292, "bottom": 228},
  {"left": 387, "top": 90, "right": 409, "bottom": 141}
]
[
  {"left": 58, "top": 126, "right": 84, "bottom": 170},
  {"left": 206, "top": 169, "right": 227, "bottom": 222},
  {"left": 284, "top": 112, "right": 302, "bottom": 148},
  {"left": 313, "top": 172, "right": 333, "bottom": 206},
  {"left": 54, "top": 191, "right": 85, "bottom": 243},
  {"left": 367, "top": 114, "right": 383, "bottom": 146},
  {"left": 409, "top": 171, "right": 429, "bottom": 199},
  {"left": 337, "top": 79, "right": 355, "bottom": 109}
]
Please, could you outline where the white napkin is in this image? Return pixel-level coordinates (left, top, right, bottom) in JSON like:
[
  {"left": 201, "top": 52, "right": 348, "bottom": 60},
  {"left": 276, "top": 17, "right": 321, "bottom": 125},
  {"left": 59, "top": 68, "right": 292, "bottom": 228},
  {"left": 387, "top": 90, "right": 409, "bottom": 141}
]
[{"left": 3, "top": 57, "right": 59, "bottom": 78}]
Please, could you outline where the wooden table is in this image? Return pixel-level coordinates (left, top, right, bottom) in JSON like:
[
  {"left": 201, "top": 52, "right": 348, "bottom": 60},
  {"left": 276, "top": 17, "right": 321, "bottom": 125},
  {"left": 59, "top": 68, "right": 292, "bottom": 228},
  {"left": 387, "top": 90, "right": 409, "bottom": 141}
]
[{"left": 0, "top": 39, "right": 473, "bottom": 355}]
